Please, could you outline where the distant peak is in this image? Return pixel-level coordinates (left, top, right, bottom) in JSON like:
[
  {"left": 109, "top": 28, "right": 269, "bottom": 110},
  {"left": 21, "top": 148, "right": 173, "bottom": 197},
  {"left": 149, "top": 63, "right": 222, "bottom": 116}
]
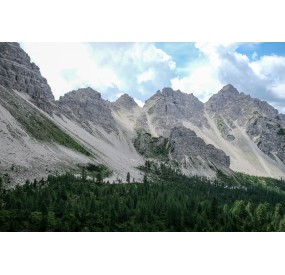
[
  {"left": 219, "top": 84, "right": 239, "bottom": 94},
  {"left": 76, "top": 87, "right": 98, "bottom": 93},
  {"left": 115, "top": 93, "right": 138, "bottom": 108},
  {"left": 61, "top": 87, "right": 102, "bottom": 101},
  {"left": 117, "top": 93, "right": 134, "bottom": 101}
]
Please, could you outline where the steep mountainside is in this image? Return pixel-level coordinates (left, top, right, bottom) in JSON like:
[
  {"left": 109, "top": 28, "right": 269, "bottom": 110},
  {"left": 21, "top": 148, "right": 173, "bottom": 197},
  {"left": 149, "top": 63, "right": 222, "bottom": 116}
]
[
  {"left": 134, "top": 126, "right": 231, "bottom": 177},
  {"left": 205, "top": 84, "right": 285, "bottom": 169},
  {"left": 58, "top": 87, "right": 118, "bottom": 134},
  {"left": 0, "top": 42, "right": 54, "bottom": 114},
  {"left": 0, "top": 85, "right": 92, "bottom": 185},
  {"left": 0, "top": 42, "right": 285, "bottom": 184},
  {"left": 141, "top": 87, "right": 209, "bottom": 136}
]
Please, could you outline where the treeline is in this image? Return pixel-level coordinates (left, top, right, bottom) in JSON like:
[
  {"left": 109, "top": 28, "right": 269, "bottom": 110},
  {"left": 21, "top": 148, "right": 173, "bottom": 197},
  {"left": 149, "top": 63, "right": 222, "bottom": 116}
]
[{"left": 0, "top": 164, "right": 285, "bottom": 231}]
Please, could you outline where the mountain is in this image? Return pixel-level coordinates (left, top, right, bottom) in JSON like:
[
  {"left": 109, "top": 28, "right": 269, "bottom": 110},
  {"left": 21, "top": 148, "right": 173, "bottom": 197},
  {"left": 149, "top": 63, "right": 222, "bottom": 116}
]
[
  {"left": 205, "top": 84, "right": 285, "bottom": 177},
  {"left": 0, "top": 42, "right": 55, "bottom": 114},
  {"left": 0, "top": 42, "right": 285, "bottom": 185}
]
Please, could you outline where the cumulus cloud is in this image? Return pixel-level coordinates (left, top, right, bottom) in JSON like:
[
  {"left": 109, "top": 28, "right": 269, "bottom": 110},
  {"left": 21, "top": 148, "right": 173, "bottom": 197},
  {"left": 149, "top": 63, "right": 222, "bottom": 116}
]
[
  {"left": 171, "top": 42, "right": 285, "bottom": 112},
  {"left": 134, "top": 98, "right": 145, "bottom": 107},
  {"left": 171, "top": 65, "right": 222, "bottom": 102},
  {"left": 21, "top": 42, "right": 176, "bottom": 101}
]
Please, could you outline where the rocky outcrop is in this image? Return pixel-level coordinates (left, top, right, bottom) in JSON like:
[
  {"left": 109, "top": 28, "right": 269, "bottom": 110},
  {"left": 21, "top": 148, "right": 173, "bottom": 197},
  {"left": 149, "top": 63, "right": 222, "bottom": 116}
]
[
  {"left": 58, "top": 87, "right": 118, "bottom": 134},
  {"left": 134, "top": 126, "right": 230, "bottom": 174},
  {"left": 169, "top": 127, "right": 230, "bottom": 169},
  {"left": 114, "top": 93, "right": 139, "bottom": 110},
  {"left": 133, "top": 131, "right": 172, "bottom": 161},
  {"left": 246, "top": 114, "right": 285, "bottom": 162},
  {"left": 142, "top": 87, "right": 208, "bottom": 136},
  {"left": 0, "top": 42, "right": 54, "bottom": 114}
]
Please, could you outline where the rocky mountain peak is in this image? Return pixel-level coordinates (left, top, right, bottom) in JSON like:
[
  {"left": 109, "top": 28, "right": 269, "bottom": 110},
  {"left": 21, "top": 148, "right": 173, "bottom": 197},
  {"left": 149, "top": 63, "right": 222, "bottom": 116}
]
[
  {"left": 219, "top": 84, "right": 239, "bottom": 95},
  {"left": 141, "top": 87, "right": 208, "bottom": 136},
  {"left": 207, "top": 84, "right": 278, "bottom": 119},
  {"left": 60, "top": 87, "right": 101, "bottom": 101},
  {"left": 115, "top": 93, "right": 138, "bottom": 109},
  {"left": 160, "top": 87, "right": 196, "bottom": 100},
  {"left": 58, "top": 87, "right": 118, "bottom": 134},
  {"left": 0, "top": 42, "right": 54, "bottom": 114}
]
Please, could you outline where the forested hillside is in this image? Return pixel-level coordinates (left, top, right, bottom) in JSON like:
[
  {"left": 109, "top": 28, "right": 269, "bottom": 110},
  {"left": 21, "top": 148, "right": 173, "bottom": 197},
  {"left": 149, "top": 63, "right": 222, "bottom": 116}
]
[{"left": 1, "top": 164, "right": 285, "bottom": 232}]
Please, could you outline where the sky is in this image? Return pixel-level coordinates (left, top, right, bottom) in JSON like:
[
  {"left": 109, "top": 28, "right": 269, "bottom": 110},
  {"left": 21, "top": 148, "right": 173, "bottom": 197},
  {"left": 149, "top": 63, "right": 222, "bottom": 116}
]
[{"left": 21, "top": 42, "right": 285, "bottom": 112}]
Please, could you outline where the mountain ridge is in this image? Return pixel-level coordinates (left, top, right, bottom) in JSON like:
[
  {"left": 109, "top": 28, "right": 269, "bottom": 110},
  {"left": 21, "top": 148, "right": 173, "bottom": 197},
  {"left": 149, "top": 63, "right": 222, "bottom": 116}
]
[{"left": 0, "top": 42, "right": 285, "bottom": 185}]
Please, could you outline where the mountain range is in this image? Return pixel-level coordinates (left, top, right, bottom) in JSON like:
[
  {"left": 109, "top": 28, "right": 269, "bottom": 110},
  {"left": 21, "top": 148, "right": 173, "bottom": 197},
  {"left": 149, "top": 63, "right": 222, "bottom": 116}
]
[{"left": 1, "top": 42, "right": 285, "bottom": 185}]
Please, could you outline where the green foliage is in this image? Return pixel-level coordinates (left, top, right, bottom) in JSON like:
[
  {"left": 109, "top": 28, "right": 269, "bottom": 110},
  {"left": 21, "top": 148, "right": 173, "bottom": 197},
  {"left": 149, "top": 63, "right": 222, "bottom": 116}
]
[
  {"left": 152, "top": 139, "right": 171, "bottom": 158},
  {"left": 85, "top": 163, "right": 112, "bottom": 183},
  {"left": 126, "top": 172, "right": 130, "bottom": 183},
  {"left": 277, "top": 128, "right": 285, "bottom": 135},
  {"left": 133, "top": 131, "right": 171, "bottom": 160},
  {"left": 216, "top": 118, "right": 223, "bottom": 129},
  {"left": 1, "top": 163, "right": 285, "bottom": 231}
]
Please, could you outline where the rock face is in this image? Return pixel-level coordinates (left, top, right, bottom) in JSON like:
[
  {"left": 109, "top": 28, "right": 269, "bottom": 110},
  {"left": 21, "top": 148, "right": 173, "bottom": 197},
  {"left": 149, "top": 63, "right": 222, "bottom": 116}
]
[
  {"left": 246, "top": 114, "right": 285, "bottom": 162},
  {"left": 169, "top": 127, "right": 230, "bottom": 169},
  {"left": 58, "top": 87, "right": 118, "bottom": 134},
  {"left": 114, "top": 93, "right": 138, "bottom": 110},
  {"left": 142, "top": 87, "right": 208, "bottom": 136},
  {"left": 0, "top": 42, "right": 54, "bottom": 114},
  {"left": 134, "top": 126, "right": 231, "bottom": 175},
  {"left": 206, "top": 84, "right": 285, "bottom": 162},
  {"left": 206, "top": 84, "right": 278, "bottom": 126}
]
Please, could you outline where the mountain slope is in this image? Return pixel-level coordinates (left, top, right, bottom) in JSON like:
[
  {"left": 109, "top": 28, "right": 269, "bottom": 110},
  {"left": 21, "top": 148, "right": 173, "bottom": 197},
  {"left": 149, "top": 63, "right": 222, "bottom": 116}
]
[
  {"left": 0, "top": 85, "right": 92, "bottom": 185},
  {"left": 136, "top": 85, "right": 285, "bottom": 178},
  {"left": 0, "top": 42, "right": 285, "bottom": 184}
]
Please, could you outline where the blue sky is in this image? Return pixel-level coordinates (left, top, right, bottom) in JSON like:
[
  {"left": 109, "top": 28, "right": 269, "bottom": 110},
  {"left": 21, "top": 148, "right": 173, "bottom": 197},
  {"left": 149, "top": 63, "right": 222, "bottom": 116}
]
[{"left": 21, "top": 42, "right": 285, "bottom": 112}]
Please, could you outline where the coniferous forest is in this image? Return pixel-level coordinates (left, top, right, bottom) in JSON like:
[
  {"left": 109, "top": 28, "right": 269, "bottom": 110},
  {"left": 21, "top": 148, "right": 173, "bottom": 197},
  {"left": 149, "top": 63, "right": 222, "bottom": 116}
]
[{"left": 1, "top": 162, "right": 285, "bottom": 232}]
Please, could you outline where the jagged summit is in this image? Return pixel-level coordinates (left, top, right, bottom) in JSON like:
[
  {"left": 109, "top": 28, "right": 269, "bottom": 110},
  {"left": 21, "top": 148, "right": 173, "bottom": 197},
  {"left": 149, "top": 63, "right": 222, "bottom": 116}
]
[
  {"left": 58, "top": 87, "right": 118, "bottom": 134},
  {"left": 59, "top": 87, "right": 101, "bottom": 101},
  {"left": 206, "top": 84, "right": 278, "bottom": 119},
  {"left": 0, "top": 42, "right": 54, "bottom": 114},
  {"left": 219, "top": 84, "right": 239, "bottom": 94},
  {"left": 160, "top": 87, "right": 196, "bottom": 99},
  {"left": 115, "top": 93, "right": 138, "bottom": 109}
]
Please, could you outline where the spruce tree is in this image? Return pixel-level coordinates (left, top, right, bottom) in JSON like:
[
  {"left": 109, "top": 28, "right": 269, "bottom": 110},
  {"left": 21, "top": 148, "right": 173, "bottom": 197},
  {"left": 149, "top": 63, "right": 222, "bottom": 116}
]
[{"left": 126, "top": 172, "right": 130, "bottom": 183}]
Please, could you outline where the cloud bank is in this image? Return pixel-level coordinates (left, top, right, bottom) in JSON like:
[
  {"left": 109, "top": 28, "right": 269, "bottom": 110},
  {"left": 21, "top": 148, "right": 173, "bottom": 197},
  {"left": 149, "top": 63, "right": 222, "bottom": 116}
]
[{"left": 21, "top": 42, "right": 176, "bottom": 102}]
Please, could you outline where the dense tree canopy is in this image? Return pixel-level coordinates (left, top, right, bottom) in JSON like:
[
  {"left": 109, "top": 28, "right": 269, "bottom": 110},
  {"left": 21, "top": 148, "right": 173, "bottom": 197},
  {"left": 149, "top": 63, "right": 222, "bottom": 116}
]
[{"left": 0, "top": 163, "right": 285, "bottom": 232}]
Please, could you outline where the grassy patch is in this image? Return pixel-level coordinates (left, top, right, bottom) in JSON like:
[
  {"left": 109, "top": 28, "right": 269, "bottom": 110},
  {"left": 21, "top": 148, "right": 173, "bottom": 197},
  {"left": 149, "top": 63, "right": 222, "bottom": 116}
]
[{"left": 0, "top": 87, "right": 91, "bottom": 156}]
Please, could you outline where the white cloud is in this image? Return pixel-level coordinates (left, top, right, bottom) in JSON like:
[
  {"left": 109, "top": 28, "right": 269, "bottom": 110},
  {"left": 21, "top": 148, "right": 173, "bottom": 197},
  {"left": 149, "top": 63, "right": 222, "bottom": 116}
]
[
  {"left": 271, "top": 84, "right": 285, "bottom": 99},
  {"left": 21, "top": 42, "right": 176, "bottom": 100},
  {"left": 21, "top": 43, "right": 120, "bottom": 99},
  {"left": 171, "top": 66, "right": 222, "bottom": 102},
  {"left": 137, "top": 69, "right": 154, "bottom": 84},
  {"left": 172, "top": 42, "right": 285, "bottom": 112},
  {"left": 134, "top": 98, "right": 145, "bottom": 107}
]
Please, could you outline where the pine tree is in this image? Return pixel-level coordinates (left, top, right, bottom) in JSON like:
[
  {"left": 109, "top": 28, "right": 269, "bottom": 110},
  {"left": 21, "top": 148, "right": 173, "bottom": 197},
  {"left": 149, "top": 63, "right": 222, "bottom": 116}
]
[{"left": 126, "top": 172, "right": 130, "bottom": 183}]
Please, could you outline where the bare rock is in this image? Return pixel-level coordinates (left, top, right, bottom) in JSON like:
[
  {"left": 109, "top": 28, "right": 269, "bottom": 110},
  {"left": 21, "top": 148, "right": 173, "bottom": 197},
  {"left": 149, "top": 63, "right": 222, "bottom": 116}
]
[
  {"left": 0, "top": 42, "right": 54, "bottom": 114},
  {"left": 58, "top": 87, "right": 118, "bottom": 134}
]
